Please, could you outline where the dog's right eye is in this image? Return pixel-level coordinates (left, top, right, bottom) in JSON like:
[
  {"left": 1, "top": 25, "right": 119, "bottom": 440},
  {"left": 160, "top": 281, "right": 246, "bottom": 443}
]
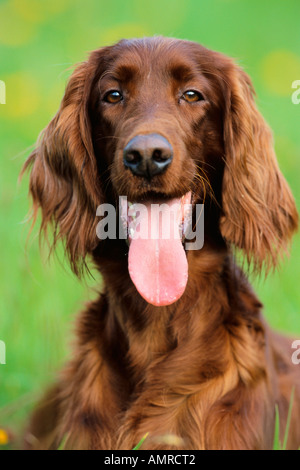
[
  {"left": 103, "top": 90, "right": 123, "bottom": 104},
  {"left": 181, "top": 90, "right": 204, "bottom": 103}
]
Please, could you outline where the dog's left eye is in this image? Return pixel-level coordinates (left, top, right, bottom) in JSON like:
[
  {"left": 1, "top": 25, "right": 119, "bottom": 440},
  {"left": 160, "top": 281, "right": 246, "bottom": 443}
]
[
  {"left": 181, "top": 90, "right": 204, "bottom": 103},
  {"left": 103, "top": 90, "right": 123, "bottom": 104}
]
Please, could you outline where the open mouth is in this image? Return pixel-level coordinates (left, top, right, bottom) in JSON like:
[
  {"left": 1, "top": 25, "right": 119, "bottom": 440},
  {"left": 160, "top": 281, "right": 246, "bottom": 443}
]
[{"left": 120, "top": 192, "right": 192, "bottom": 306}]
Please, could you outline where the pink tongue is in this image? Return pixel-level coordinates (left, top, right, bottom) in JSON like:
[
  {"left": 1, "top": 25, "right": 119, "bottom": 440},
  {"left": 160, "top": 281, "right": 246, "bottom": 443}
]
[{"left": 128, "top": 199, "right": 188, "bottom": 306}]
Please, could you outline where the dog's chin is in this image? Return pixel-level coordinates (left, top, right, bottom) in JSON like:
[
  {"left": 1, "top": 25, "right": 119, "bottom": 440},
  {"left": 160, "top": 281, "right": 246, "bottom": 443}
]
[{"left": 120, "top": 191, "right": 192, "bottom": 307}]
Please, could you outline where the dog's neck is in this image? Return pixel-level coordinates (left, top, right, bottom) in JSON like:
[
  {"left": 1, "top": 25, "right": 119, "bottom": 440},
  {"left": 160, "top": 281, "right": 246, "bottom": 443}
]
[
  {"left": 91, "top": 242, "right": 264, "bottom": 403},
  {"left": 98, "top": 244, "right": 243, "bottom": 341}
]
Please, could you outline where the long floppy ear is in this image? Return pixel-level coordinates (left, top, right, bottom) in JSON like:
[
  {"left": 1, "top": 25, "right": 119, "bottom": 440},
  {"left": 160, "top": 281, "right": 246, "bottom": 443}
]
[
  {"left": 220, "top": 62, "right": 298, "bottom": 272},
  {"left": 22, "top": 53, "right": 104, "bottom": 276}
]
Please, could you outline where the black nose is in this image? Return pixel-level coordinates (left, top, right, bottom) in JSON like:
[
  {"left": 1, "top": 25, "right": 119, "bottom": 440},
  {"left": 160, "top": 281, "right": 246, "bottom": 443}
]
[{"left": 123, "top": 133, "right": 173, "bottom": 178}]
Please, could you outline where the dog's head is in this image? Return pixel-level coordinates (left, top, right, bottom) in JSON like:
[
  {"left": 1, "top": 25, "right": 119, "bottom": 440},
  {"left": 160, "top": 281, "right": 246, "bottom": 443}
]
[{"left": 23, "top": 37, "right": 298, "bottom": 304}]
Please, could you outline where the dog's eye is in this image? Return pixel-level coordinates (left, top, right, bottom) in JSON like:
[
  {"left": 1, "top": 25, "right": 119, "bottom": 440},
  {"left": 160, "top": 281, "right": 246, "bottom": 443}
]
[
  {"left": 181, "top": 90, "right": 204, "bottom": 103},
  {"left": 103, "top": 90, "right": 123, "bottom": 104}
]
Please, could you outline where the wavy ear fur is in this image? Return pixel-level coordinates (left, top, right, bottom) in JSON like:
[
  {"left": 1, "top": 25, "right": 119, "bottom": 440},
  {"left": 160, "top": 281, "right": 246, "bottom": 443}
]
[
  {"left": 220, "top": 61, "right": 298, "bottom": 271},
  {"left": 23, "top": 45, "right": 298, "bottom": 275},
  {"left": 22, "top": 52, "right": 105, "bottom": 275}
]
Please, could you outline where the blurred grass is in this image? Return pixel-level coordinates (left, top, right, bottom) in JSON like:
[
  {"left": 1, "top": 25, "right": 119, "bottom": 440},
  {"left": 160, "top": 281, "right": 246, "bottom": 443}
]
[{"left": 0, "top": 0, "right": 300, "bottom": 440}]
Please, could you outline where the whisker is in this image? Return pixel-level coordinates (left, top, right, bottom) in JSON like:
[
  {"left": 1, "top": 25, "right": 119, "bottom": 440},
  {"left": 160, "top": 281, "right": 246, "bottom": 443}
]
[{"left": 95, "top": 135, "right": 124, "bottom": 142}]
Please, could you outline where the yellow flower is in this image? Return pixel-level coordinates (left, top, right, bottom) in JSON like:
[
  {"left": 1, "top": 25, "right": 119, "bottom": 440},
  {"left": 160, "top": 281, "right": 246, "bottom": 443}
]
[{"left": 0, "top": 429, "right": 9, "bottom": 446}]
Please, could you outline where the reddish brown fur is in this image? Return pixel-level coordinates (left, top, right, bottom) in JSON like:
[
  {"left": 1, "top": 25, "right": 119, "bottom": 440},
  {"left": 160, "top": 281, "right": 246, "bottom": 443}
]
[{"left": 23, "top": 37, "right": 300, "bottom": 450}]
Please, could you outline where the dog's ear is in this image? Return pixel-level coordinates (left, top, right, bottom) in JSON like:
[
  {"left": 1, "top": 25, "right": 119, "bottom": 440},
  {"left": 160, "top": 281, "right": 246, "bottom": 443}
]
[
  {"left": 22, "top": 51, "right": 107, "bottom": 275},
  {"left": 220, "top": 61, "right": 298, "bottom": 271}
]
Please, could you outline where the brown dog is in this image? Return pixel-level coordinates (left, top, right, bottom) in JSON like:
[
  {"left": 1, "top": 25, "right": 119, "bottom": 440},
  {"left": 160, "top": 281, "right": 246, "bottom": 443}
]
[{"left": 23, "top": 36, "right": 299, "bottom": 450}]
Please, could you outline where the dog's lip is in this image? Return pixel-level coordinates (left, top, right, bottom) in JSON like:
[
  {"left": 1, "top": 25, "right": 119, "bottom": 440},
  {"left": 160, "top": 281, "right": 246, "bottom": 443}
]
[{"left": 122, "top": 190, "right": 194, "bottom": 205}]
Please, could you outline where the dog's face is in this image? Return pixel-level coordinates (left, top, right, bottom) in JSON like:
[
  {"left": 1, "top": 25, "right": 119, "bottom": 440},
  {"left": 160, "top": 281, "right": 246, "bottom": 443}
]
[
  {"left": 90, "top": 38, "right": 224, "bottom": 204},
  {"left": 24, "top": 37, "right": 298, "bottom": 298}
]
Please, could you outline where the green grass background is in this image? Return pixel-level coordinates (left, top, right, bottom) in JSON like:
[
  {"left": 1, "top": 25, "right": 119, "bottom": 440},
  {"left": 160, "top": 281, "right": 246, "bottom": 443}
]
[{"left": 0, "top": 0, "right": 300, "bottom": 437}]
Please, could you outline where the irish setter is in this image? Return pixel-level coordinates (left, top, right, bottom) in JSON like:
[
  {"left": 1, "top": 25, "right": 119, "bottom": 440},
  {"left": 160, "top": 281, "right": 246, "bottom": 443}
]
[{"left": 23, "top": 37, "right": 300, "bottom": 450}]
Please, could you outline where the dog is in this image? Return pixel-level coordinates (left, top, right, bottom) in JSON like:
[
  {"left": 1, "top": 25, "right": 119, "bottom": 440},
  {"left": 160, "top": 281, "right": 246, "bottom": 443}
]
[{"left": 23, "top": 36, "right": 299, "bottom": 450}]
